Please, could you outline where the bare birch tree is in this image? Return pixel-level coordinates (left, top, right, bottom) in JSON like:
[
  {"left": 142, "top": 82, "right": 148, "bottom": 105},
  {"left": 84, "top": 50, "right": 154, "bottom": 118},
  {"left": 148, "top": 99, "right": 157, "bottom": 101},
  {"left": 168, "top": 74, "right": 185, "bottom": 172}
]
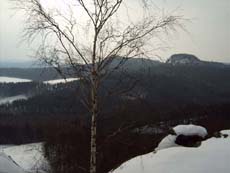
[{"left": 11, "top": 0, "right": 182, "bottom": 172}]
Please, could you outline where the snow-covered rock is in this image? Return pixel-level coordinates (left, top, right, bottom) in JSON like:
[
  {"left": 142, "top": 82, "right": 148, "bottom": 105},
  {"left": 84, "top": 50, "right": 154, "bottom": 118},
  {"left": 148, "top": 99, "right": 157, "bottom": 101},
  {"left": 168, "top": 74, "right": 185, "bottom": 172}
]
[
  {"left": 221, "top": 130, "right": 230, "bottom": 136},
  {"left": 0, "top": 76, "right": 32, "bottom": 83},
  {"left": 156, "top": 124, "right": 207, "bottom": 151},
  {"left": 173, "top": 124, "right": 208, "bottom": 138},
  {"left": 111, "top": 130, "right": 230, "bottom": 173}
]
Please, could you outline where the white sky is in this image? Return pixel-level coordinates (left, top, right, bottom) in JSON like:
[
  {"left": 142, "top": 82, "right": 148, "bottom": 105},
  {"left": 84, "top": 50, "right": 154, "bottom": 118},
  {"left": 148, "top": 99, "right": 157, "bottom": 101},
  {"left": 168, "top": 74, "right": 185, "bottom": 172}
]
[{"left": 0, "top": 0, "right": 230, "bottom": 63}]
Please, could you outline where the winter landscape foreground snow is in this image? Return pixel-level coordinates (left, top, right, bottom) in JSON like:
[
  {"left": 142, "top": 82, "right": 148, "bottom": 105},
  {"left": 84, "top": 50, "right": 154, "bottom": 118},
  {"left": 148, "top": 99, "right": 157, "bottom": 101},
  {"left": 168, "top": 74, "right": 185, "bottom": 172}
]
[
  {"left": 0, "top": 126, "right": 229, "bottom": 173},
  {"left": 111, "top": 129, "right": 230, "bottom": 173},
  {"left": 0, "top": 143, "right": 49, "bottom": 173}
]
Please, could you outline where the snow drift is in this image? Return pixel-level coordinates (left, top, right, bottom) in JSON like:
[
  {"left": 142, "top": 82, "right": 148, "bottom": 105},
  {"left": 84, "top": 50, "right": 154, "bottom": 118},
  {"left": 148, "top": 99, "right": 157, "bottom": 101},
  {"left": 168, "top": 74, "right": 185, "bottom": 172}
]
[
  {"left": 0, "top": 143, "right": 49, "bottom": 173},
  {"left": 111, "top": 127, "right": 230, "bottom": 173},
  {"left": 0, "top": 153, "right": 25, "bottom": 173}
]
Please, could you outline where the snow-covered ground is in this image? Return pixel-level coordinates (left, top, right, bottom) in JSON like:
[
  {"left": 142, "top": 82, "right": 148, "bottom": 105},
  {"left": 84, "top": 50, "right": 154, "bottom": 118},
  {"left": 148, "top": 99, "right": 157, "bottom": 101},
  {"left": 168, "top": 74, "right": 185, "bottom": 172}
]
[
  {"left": 0, "top": 95, "right": 28, "bottom": 105},
  {"left": 155, "top": 134, "right": 178, "bottom": 151},
  {"left": 0, "top": 143, "right": 49, "bottom": 173},
  {"left": 0, "top": 77, "right": 32, "bottom": 83},
  {"left": 0, "top": 153, "right": 25, "bottom": 173},
  {"left": 111, "top": 129, "right": 230, "bottom": 173},
  {"left": 44, "top": 78, "right": 79, "bottom": 85},
  {"left": 0, "top": 125, "right": 229, "bottom": 173}
]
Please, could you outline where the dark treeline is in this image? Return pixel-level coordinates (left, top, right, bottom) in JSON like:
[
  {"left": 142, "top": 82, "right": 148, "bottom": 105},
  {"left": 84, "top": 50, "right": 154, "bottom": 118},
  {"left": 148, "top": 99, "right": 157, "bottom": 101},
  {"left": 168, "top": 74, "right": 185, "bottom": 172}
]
[{"left": 0, "top": 81, "right": 86, "bottom": 115}]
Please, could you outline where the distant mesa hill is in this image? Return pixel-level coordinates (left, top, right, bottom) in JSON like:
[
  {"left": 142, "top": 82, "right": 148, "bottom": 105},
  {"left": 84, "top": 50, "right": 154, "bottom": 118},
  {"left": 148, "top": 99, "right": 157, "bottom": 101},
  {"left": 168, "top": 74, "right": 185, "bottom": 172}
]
[
  {"left": 166, "top": 54, "right": 226, "bottom": 67},
  {"left": 110, "top": 54, "right": 228, "bottom": 69},
  {"left": 166, "top": 54, "right": 202, "bottom": 65}
]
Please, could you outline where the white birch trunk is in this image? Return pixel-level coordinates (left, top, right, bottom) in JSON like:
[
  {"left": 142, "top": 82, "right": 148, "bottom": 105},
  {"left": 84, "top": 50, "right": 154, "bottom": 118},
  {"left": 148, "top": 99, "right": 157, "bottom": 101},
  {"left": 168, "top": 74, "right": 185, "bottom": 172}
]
[
  {"left": 90, "top": 73, "right": 98, "bottom": 173},
  {"left": 90, "top": 110, "right": 97, "bottom": 173}
]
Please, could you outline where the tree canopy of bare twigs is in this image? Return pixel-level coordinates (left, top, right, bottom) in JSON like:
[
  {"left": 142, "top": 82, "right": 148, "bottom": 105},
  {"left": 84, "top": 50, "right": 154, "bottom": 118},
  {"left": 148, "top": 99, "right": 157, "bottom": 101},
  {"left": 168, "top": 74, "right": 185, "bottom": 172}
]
[{"left": 11, "top": 0, "right": 183, "bottom": 172}]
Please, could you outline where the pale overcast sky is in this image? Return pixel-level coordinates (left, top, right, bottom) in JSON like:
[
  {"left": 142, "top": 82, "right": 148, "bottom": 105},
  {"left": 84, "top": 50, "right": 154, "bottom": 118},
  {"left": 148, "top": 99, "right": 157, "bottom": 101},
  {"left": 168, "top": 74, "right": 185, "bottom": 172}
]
[{"left": 0, "top": 0, "right": 230, "bottom": 63}]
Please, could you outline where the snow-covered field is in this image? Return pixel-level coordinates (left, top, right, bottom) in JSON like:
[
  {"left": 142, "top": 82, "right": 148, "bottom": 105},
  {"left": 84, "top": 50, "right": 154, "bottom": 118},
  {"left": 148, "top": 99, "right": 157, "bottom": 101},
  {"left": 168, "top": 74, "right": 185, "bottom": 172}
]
[
  {"left": 0, "top": 143, "right": 49, "bottom": 173},
  {"left": 0, "top": 77, "right": 32, "bottom": 83},
  {"left": 0, "top": 76, "right": 79, "bottom": 106},
  {"left": 0, "top": 76, "right": 79, "bottom": 84},
  {"left": 0, "top": 95, "right": 28, "bottom": 105},
  {"left": 44, "top": 78, "right": 79, "bottom": 85},
  {"left": 111, "top": 128, "right": 230, "bottom": 173},
  {"left": 0, "top": 76, "right": 29, "bottom": 105}
]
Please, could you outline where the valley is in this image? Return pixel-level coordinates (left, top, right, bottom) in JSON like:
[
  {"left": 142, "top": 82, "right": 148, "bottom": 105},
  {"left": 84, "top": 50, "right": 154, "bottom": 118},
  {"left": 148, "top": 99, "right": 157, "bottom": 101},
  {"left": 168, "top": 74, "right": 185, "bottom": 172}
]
[{"left": 0, "top": 55, "right": 230, "bottom": 172}]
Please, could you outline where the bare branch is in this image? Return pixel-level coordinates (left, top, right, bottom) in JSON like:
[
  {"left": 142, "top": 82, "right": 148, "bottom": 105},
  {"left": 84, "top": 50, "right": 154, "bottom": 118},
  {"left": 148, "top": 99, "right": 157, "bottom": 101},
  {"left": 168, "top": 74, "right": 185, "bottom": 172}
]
[{"left": 11, "top": 1, "right": 184, "bottom": 173}]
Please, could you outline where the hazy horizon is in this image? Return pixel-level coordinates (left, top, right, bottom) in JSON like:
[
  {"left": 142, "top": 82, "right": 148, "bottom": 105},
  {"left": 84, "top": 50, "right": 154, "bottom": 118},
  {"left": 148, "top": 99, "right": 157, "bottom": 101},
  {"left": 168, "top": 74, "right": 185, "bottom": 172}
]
[{"left": 0, "top": 0, "right": 230, "bottom": 63}]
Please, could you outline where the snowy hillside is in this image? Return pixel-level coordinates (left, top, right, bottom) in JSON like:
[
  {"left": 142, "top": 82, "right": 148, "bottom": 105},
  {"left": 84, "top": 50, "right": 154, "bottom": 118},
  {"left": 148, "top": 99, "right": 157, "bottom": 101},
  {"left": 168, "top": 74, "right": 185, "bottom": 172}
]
[
  {"left": 0, "top": 143, "right": 49, "bottom": 173},
  {"left": 0, "top": 77, "right": 80, "bottom": 106},
  {"left": 0, "top": 153, "right": 25, "bottom": 173},
  {"left": 111, "top": 129, "right": 230, "bottom": 173},
  {"left": 0, "top": 76, "right": 31, "bottom": 105}
]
